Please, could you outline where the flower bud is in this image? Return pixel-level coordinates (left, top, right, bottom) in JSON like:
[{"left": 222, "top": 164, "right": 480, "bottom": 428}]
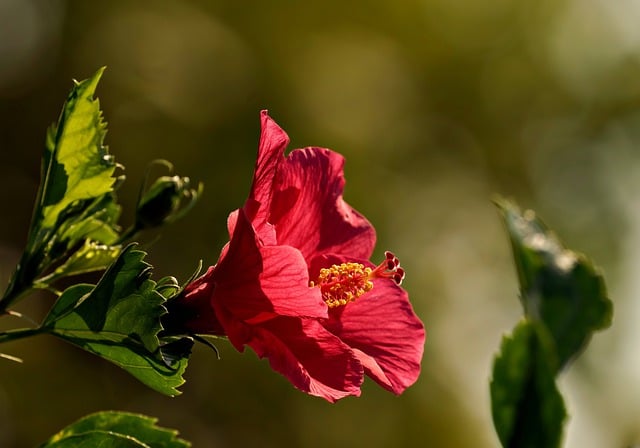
[{"left": 135, "top": 172, "right": 202, "bottom": 230}]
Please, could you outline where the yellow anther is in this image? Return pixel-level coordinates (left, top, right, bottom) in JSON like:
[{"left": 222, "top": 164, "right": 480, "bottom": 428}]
[
  {"left": 310, "top": 252, "right": 405, "bottom": 308},
  {"left": 311, "top": 262, "right": 375, "bottom": 308}
]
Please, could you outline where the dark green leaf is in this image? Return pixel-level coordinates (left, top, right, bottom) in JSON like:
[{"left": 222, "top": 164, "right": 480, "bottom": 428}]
[
  {"left": 160, "top": 337, "right": 195, "bottom": 366},
  {"left": 491, "top": 198, "right": 614, "bottom": 448},
  {"left": 43, "top": 245, "right": 190, "bottom": 396},
  {"left": 490, "top": 320, "right": 566, "bottom": 448},
  {"left": 64, "top": 337, "right": 190, "bottom": 396},
  {"left": 496, "top": 198, "right": 612, "bottom": 369},
  {"left": 45, "top": 245, "right": 162, "bottom": 350},
  {"left": 41, "top": 410, "right": 190, "bottom": 448},
  {"left": 42, "top": 284, "right": 94, "bottom": 326}
]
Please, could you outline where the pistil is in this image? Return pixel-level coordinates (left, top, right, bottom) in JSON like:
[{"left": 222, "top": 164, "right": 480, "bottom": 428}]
[{"left": 310, "top": 251, "right": 405, "bottom": 308}]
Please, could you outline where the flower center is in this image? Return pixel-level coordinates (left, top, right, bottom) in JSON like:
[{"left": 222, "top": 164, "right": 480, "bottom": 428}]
[{"left": 310, "top": 251, "right": 405, "bottom": 308}]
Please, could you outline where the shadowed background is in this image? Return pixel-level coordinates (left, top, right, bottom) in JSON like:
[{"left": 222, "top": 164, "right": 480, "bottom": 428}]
[{"left": 1, "top": 0, "right": 639, "bottom": 446}]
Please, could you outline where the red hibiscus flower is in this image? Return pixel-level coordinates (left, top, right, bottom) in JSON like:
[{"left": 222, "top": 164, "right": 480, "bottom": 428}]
[{"left": 172, "top": 111, "right": 425, "bottom": 402}]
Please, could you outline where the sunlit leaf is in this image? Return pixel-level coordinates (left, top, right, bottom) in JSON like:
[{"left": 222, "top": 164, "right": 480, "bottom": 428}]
[
  {"left": 41, "top": 410, "right": 190, "bottom": 447},
  {"left": 55, "top": 193, "right": 121, "bottom": 247},
  {"left": 1, "top": 68, "right": 121, "bottom": 310},
  {"left": 43, "top": 245, "right": 190, "bottom": 396},
  {"left": 40, "top": 67, "right": 116, "bottom": 228},
  {"left": 37, "top": 240, "right": 121, "bottom": 284},
  {"left": 490, "top": 320, "right": 566, "bottom": 448}
]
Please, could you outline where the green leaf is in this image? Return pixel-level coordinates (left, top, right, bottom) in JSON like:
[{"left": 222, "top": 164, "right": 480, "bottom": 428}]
[
  {"left": 64, "top": 337, "right": 191, "bottom": 396},
  {"left": 490, "top": 320, "right": 566, "bottom": 448},
  {"left": 45, "top": 245, "right": 163, "bottom": 350},
  {"left": 40, "top": 67, "right": 115, "bottom": 228},
  {"left": 37, "top": 240, "right": 122, "bottom": 284},
  {"left": 42, "top": 432, "right": 145, "bottom": 448},
  {"left": 42, "top": 284, "right": 94, "bottom": 326},
  {"left": 55, "top": 193, "right": 122, "bottom": 247},
  {"left": 491, "top": 198, "right": 614, "bottom": 448},
  {"left": 496, "top": 198, "right": 613, "bottom": 369},
  {"left": 1, "top": 68, "right": 121, "bottom": 310},
  {"left": 41, "top": 410, "right": 190, "bottom": 448},
  {"left": 43, "top": 245, "right": 191, "bottom": 396}
]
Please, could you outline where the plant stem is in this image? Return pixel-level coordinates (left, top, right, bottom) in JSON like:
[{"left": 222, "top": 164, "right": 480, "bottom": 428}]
[
  {"left": 0, "top": 327, "right": 45, "bottom": 345},
  {"left": 0, "top": 284, "right": 31, "bottom": 316}
]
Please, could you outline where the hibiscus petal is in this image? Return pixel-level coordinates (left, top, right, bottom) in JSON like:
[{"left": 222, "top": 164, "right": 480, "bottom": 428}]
[
  {"left": 325, "top": 280, "right": 425, "bottom": 394},
  {"left": 271, "top": 147, "right": 376, "bottom": 262},
  {"left": 243, "top": 110, "right": 289, "bottom": 244},
  {"left": 246, "top": 317, "right": 364, "bottom": 402},
  {"left": 214, "top": 209, "right": 328, "bottom": 321},
  {"left": 226, "top": 209, "right": 238, "bottom": 238}
]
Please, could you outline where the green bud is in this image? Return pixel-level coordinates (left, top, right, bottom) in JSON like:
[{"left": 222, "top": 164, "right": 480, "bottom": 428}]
[{"left": 135, "top": 162, "right": 202, "bottom": 230}]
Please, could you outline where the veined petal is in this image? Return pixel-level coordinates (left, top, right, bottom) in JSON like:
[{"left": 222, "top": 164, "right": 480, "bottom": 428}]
[
  {"left": 325, "top": 280, "right": 425, "bottom": 394},
  {"left": 271, "top": 147, "right": 376, "bottom": 262},
  {"left": 243, "top": 110, "right": 289, "bottom": 244},
  {"left": 246, "top": 317, "right": 364, "bottom": 402},
  {"left": 167, "top": 111, "right": 425, "bottom": 402},
  {"left": 214, "top": 209, "right": 327, "bottom": 321},
  {"left": 229, "top": 206, "right": 276, "bottom": 247}
]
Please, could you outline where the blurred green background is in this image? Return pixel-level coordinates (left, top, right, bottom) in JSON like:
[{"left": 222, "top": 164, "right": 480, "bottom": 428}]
[{"left": 1, "top": 0, "right": 640, "bottom": 446}]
